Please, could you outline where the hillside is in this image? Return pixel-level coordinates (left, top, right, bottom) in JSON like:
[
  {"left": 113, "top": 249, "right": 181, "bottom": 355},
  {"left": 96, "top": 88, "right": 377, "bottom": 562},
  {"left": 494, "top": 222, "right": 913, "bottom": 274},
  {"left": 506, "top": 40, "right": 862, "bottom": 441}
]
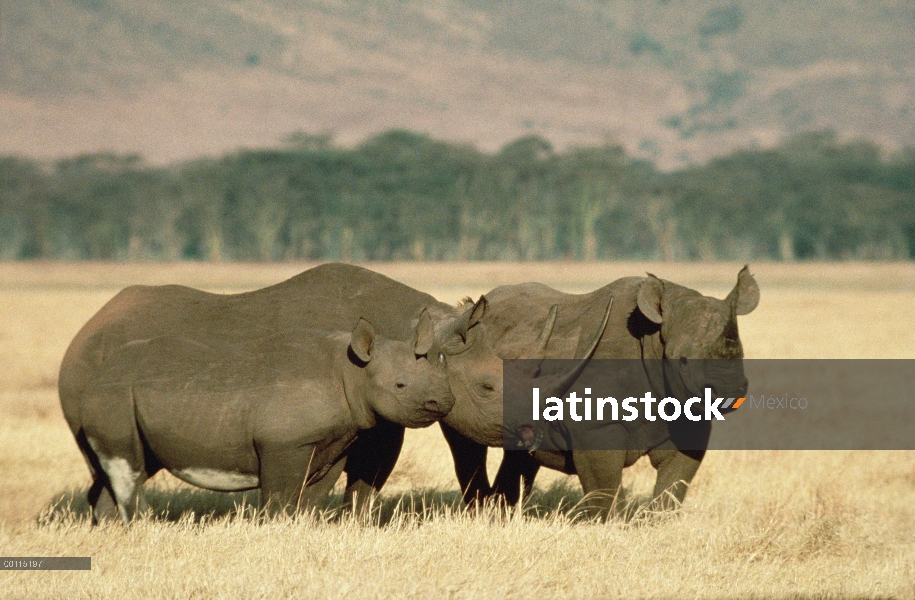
[{"left": 1, "top": 0, "right": 913, "bottom": 167}]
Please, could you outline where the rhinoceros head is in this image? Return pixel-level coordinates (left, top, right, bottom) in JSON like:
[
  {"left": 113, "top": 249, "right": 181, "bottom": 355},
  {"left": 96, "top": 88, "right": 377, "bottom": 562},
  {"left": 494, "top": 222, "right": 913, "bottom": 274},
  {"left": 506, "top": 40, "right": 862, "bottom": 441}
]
[
  {"left": 441, "top": 296, "right": 613, "bottom": 448},
  {"left": 637, "top": 265, "right": 760, "bottom": 401},
  {"left": 350, "top": 308, "right": 455, "bottom": 428},
  {"left": 429, "top": 297, "right": 506, "bottom": 445}
]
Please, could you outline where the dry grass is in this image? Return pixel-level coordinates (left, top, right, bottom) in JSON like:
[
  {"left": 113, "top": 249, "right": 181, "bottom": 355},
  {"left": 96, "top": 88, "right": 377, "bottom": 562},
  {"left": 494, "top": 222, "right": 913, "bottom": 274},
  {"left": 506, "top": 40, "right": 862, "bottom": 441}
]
[{"left": 1, "top": 261, "right": 914, "bottom": 598}]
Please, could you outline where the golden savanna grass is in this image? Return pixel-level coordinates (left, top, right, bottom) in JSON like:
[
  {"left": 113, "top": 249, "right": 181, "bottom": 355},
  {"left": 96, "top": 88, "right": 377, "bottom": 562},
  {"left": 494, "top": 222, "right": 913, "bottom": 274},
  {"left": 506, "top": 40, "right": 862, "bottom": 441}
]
[{"left": 2, "top": 261, "right": 914, "bottom": 598}]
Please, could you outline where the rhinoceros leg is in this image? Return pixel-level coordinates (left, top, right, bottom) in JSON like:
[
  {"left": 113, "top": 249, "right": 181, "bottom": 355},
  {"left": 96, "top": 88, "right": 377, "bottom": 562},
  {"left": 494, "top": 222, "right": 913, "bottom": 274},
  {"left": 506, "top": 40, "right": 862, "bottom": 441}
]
[
  {"left": 648, "top": 419, "right": 711, "bottom": 509},
  {"left": 440, "top": 422, "right": 492, "bottom": 507},
  {"left": 256, "top": 442, "right": 320, "bottom": 516},
  {"left": 343, "top": 417, "right": 405, "bottom": 515},
  {"left": 492, "top": 451, "right": 540, "bottom": 506},
  {"left": 75, "top": 429, "right": 120, "bottom": 523},
  {"left": 83, "top": 440, "right": 150, "bottom": 524},
  {"left": 87, "top": 479, "right": 121, "bottom": 522},
  {"left": 299, "top": 456, "right": 346, "bottom": 514},
  {"left": 572, "top": 449, "right": 626, "bottom": 519},
  {"left": 648, "top": 448, "right": 705, "bottom": 510},
  {"left": 78, "top": 391, "right": 152, "bottom": 525}
]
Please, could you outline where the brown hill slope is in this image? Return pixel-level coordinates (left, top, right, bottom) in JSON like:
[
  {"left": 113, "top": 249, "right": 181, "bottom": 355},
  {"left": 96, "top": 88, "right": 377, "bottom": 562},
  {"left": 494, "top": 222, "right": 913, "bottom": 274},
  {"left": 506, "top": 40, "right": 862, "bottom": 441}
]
[{"left": 1, "top": 0, "right": 912, "bottom": 167}]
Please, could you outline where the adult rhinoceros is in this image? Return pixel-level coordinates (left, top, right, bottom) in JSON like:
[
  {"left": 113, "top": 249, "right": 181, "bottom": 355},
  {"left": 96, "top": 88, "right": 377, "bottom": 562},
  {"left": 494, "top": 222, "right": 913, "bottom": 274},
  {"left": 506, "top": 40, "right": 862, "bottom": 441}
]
[
  {"left": 68, "top": 313, "right": 453, "bottom": 522},
  {"left": 59, "top": 263, "right": 602, "bottom": 514},
  {"left": 439, "top": 267, "right": 760, "bottom": 514}
]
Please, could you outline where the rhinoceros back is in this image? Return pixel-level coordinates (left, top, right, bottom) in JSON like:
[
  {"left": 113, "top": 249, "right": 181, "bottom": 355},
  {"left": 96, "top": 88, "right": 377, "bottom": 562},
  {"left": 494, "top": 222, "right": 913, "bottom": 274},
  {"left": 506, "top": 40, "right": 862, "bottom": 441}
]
[
  {"left": 58, "top": 263, "right": 450, "bottom": 432},
  {"left": 481, "top": 277, "right": 646, "bottom": 360}
]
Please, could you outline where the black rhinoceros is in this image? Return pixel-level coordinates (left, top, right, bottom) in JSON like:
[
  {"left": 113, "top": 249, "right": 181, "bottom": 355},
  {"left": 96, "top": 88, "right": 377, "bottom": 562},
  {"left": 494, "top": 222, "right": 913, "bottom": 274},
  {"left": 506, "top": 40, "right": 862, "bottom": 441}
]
[{"left": 440, "top": 267, "right": 760, "bottom": 514}]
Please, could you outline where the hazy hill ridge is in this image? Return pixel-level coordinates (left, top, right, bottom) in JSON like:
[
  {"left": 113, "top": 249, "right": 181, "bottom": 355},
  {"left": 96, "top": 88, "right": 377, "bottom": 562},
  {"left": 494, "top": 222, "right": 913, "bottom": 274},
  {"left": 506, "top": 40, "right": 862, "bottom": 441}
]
[{"left": 1, "top": 0, "right": 913, "bottom": 166}]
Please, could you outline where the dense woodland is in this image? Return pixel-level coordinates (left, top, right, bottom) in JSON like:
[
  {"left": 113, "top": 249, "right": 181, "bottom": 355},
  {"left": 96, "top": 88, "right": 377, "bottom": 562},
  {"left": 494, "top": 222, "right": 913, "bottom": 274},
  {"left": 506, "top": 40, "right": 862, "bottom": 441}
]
[{"left": 1, "top": 130, "right": 913, "bottom": 261}]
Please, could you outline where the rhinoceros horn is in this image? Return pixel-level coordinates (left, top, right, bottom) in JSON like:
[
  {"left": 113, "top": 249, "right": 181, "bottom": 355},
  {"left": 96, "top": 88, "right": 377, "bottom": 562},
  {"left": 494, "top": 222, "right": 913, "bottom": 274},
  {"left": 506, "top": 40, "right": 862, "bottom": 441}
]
[
  {"left": 531, "top": 296, "right": 613, "bottom": 399},
  {"left": 523, "top": 304, "right": 558, "bottom": 361}
]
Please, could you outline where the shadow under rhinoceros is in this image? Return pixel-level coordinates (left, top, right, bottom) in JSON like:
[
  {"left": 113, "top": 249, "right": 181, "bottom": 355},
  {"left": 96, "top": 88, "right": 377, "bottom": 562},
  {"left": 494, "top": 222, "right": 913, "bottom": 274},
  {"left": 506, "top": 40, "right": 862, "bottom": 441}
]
[
  {"left": 41, "top": 486, "right": 263, "bottom": 524},
  {"left": 40, "top": 482, "right": 659, "bottom": 526}
]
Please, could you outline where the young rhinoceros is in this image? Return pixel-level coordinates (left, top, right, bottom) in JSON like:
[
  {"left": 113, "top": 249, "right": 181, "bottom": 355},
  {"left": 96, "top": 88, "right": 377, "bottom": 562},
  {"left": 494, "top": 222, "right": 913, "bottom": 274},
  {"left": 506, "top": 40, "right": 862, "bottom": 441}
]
[{"left": 68, "top": 311, "right": 452, "bottom": 523}]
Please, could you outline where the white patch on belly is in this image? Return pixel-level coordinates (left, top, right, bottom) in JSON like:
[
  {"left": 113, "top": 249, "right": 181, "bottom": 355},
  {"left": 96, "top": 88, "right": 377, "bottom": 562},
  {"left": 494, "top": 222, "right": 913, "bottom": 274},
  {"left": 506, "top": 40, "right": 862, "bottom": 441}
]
[{"left": 171, "top": 467, "right": 259, "bottom": 491}]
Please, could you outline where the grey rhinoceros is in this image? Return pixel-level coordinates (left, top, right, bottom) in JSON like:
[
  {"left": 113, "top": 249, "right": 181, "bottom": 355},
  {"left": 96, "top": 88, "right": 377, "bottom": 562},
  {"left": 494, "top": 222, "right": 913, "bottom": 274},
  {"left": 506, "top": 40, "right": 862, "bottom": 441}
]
[
  {"left": 68, "top": 313, "right": 452, "bottom": 522},
  {"left": 439, "top": 267, "right": 760, "bottom": 514},
  {"left": 59, "top": 263, "right": 603, "bottom": 517}
]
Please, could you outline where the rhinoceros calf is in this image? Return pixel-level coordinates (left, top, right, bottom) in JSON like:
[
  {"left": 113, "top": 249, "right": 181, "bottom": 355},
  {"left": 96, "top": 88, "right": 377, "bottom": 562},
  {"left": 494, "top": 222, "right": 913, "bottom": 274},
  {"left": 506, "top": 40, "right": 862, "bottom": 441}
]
[
  {"left": 67, "top": 312, "right": 453, "bottom": 523},
  {"left": 441, "top": 267, "right": 760, "bottom": 514}
]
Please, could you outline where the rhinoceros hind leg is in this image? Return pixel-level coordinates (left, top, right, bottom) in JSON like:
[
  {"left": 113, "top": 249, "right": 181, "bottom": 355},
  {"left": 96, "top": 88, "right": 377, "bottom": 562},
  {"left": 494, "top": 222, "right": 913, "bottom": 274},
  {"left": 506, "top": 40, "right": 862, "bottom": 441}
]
[
  {"left": 94, "top": 454, "right": 149, "bottom": 524},
  {"left": 82, "top": 433, "right": 149, "bottom": 525},
  {"left": 87, "top": 478, "right": 118, "bottom": 524},
  {"left": 492, "top": 451, "right": 540, "bottom": 506},
  {"left": 75, "top": 430, "right": 120, "bottom": 524}
]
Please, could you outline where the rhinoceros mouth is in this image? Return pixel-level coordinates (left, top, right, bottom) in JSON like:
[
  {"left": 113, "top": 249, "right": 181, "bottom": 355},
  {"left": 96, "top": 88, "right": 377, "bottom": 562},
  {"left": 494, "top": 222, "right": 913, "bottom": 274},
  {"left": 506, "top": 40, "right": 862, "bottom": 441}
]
[
  {"left": 407, "top": 403, "right": 451, "bottom": 427},
  {"left": 422, "top": 400, "right": 450, "bottom": 417},
  {"left": 512, "top": 425, "right": 543, "bottom": 451}
]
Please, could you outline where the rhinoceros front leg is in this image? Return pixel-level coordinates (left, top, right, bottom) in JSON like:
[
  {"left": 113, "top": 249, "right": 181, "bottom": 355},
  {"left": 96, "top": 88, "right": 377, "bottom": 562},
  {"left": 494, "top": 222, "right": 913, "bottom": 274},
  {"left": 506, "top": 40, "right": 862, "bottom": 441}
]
[
  {"left": 572, "top": 449, "right": 626, "bottom": 519},
  {"left": 648, "top": 419, "right": 711, "bottom": 510},
  {"left": 343, "top": 417, "right": 405, "bottom": 515},
  {"left": 256, "top": 442, "right": 320, "bottom": 517},
  {"left": 440, "top": 422, "right": 492, "bottom": 507},
  {"left": 648, "top": 448, "right": 704, "bottom": 510},
  {"left": 298, "top": 455, "right": 346, "bottom": 513}
]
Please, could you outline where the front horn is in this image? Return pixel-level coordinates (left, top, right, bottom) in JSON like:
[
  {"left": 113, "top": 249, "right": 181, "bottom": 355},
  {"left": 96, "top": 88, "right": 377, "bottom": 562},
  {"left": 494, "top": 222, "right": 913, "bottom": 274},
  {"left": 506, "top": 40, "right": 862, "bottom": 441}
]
[{"left": 534, "top": 296, "right": 613, "bottom": 399}]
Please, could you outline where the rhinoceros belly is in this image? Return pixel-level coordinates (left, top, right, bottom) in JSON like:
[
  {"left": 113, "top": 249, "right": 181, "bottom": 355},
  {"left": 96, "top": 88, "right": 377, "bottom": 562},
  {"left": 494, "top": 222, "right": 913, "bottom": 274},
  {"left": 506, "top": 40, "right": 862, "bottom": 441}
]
[
  {"left": 169, "top": 467, "right": 259, "bottom": 491},
  {"left": 134, "top": 386, "right": 261, "bottom": 487}
]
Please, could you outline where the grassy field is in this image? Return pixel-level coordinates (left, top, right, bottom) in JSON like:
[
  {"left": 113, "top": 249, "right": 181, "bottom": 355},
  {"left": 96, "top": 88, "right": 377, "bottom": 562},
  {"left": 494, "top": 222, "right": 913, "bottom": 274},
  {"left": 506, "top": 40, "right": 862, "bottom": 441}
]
[{"left": 1, "top": 261, "right": 914, "bottom": 598}]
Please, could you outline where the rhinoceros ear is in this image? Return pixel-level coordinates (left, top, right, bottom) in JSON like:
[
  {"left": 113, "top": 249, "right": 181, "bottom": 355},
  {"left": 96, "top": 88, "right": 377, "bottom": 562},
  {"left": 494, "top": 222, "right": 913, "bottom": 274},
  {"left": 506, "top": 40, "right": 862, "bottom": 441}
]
[
  {"left": 467, "top": 295, "right": 487, "bottom": 329},
  {"left": 455, "top": 296, "right": 487, "bottom": 342},
  {"left": 728, "top": 265, "right": 760, "bottom": 316},
  {"left": 413, "top": 309, "right": 434, "bottom": 357},
  {"left": 637, "top": 274, "right": 664, "bottom": 324},
  {"left": 350, "top": 318, "right": 375, "bottom": 363}
]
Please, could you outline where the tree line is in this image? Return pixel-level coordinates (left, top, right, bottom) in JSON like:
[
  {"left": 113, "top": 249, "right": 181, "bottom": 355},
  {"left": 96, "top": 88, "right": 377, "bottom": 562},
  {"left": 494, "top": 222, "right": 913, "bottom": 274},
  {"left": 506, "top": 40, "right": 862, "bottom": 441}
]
[{"left": 1, "top": 129, "right": 913, "bottom": 261}]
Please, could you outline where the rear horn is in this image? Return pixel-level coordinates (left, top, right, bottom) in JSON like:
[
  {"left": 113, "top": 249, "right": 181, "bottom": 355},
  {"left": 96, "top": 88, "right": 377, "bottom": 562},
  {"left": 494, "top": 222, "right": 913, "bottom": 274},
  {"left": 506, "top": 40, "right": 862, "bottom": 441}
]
[{"left": 522, "top": 304, "right": 558, "bottom": 361}]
